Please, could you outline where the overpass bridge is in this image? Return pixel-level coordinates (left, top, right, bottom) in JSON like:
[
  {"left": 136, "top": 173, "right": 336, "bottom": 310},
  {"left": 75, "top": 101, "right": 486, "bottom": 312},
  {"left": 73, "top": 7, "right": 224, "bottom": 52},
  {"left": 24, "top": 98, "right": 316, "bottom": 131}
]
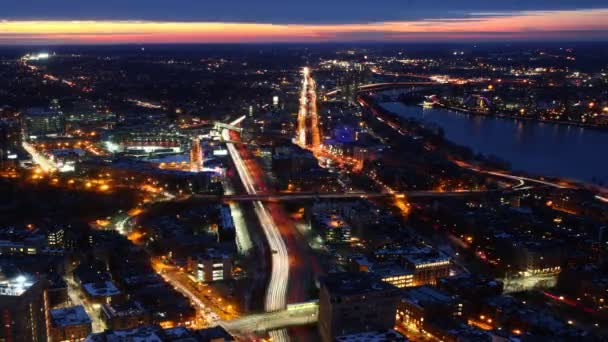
[
  {"left": 192, "top": 189, "right": 506, "bottom": 202},
  {"left": 214, "top": 121, "right": 243, "bottom": 133},
  {"left": 324, "top": 81, "right": 440, "bottom": 97},
  {"left": 219, "top": 301, "right": 318, "bottom": 335}
]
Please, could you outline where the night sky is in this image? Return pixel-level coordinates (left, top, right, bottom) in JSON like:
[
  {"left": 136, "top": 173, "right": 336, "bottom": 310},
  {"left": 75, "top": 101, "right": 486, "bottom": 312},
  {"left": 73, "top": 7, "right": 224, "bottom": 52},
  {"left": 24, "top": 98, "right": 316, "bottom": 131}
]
[{"left": 1, "top": 1, "right": 607, "bottom": 44}]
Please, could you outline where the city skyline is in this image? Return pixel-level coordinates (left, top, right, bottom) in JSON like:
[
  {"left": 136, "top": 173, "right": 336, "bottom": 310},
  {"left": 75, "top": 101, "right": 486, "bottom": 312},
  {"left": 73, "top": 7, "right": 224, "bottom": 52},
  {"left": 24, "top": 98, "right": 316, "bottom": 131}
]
[{"left": 1, "top": 1, "right": 608, "bottom": 340}]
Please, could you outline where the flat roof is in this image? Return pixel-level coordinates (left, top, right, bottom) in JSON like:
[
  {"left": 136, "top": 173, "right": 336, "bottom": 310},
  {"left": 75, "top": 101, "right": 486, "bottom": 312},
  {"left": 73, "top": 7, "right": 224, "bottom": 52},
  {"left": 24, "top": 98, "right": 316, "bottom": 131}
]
[
  {"left": 336, "top": 329, "right": 408, "bottom": 342},
  {"left": 402, "top": 286, "right": 453, "bottom": 306},
  {"left": 320, "top": 272, "right": 398, "bottom": 296},
  {"left": 50, "top": 305, "right": 91, "bottom": 327},
  {"left": 101, "top": 300, "right": 146, "bottom": 318},
  {"left": 83, "top": 280, "right": 121, "bottom": 297},
  {"left": 24, "top": 107, "right": 62, "bottom": 117}
]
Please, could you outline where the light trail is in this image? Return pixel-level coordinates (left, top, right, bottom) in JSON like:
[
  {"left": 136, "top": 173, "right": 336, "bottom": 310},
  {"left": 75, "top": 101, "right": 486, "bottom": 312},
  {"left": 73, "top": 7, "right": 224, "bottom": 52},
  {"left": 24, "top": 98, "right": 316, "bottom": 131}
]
[
  {"left": 224, "top": 179, "right": 253, "bottom": 255},
  {"left": 22, "top": 141, "right": 58, "bottom": 172},
  {"left": 308, "top": 72, "right": 321, "bottom": 152},
  {"left": 595, "top": 195, "right": 608, "bottom": 203},
  {"left": 223, "top": 119, "right": 290, "bottom": 341},
  {"left": 158, "top": 270, "right": 213, "bottom": 328},
  {"left": 295, "top": 67, "right": 321, "bottom": 153},
  {"left": 296, "top": 67, "right": 309, "bottom": 147}
]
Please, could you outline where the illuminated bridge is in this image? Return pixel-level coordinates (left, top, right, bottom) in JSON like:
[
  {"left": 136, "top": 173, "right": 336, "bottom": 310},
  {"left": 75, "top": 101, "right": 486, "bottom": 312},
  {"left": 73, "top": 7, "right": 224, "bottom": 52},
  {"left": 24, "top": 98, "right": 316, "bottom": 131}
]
[
  {"left": 219, "top": 301, "right": 318, "bottom": 335},
  {"left": 193, "top": 189, "right": 508, "bottom": 202},
  {"left": 324, "top": 81, "right": 440, "bottom": 97}
]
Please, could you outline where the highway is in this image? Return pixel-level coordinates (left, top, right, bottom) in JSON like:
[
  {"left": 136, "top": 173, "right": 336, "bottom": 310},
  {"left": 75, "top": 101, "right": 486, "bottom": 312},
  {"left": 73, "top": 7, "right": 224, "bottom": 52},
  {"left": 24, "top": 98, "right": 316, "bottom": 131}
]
[{"left": 223, "top": 117, "right": 291, "bottom": 341}]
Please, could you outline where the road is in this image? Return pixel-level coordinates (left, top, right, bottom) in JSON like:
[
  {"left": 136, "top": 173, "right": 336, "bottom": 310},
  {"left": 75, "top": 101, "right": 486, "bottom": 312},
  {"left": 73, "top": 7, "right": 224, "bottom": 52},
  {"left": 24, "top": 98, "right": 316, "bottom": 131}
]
[
  {"left": 65, "top": 274, "right": 106, "bottom": 332},
  {"left": 22, "top": 141, "right": 58, "bottom": 172},
  {"left": 452, "top": 159, "right": 572, "bottom": 190},
  {"left": 157, "top": 267, "right": 239, "bottom": 327},
  {"left": 223, "top": 117, "right": 291, "bottom": 341}
]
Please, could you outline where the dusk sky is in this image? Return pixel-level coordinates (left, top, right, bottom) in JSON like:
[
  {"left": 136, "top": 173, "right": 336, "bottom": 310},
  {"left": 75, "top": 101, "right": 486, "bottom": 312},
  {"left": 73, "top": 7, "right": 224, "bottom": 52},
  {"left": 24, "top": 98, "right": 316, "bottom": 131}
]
[{"left": 1, "top": 1, "right": 608, "bottom": 44}]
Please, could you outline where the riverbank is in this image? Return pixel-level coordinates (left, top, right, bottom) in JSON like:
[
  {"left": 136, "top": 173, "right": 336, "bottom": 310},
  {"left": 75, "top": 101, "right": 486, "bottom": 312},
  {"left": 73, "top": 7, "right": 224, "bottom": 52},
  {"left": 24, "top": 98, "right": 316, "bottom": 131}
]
[
  {"left": 378, "top": 101, "right": 608, "bottom": 187},
  {"left": 433, "top": 103, "right": 608, "bottom": 131}
]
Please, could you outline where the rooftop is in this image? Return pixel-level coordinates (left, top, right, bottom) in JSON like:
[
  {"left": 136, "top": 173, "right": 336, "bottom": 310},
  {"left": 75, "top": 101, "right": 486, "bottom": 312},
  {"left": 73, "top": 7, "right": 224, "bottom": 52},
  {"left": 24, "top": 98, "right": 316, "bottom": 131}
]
[
  {"left": 336, "top": 329, "right": 408, "bottom": 342},
  {"left": 101, "top": 300, "right": 146, "bottom": 318},
  {"left": 86, "top": 326, "right": 163, "bottom": 342},
  {"left": 320, "top": 272, "right": 398, "bottom": 296},
  {"left": 24, "top": 107, "right": 62, "bottom": 117},
  {"left": 83, "top": 280, "right": 121, "bottom": 297},
  {"left": 0, "top": 274, "right": 35, "bottom": 297},
  {"left": 402, "top": 286, "right": 453, "bottom": 306},
  {"left": 50, "top": 305, "right": 91, "bottom": 327}
]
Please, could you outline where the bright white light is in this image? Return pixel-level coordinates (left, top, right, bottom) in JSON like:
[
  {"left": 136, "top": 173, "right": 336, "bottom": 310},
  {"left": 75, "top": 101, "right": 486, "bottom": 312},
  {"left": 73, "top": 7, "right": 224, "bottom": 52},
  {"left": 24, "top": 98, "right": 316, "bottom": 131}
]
[
  {"left": 213, "top": 149, "right": 228, "bottom": 156},
  {"left": 104, "top": 141, "right": 120, "bottom": 153},
  {"left": 15, "top": 275, "right": 26, "bottom": 283}
]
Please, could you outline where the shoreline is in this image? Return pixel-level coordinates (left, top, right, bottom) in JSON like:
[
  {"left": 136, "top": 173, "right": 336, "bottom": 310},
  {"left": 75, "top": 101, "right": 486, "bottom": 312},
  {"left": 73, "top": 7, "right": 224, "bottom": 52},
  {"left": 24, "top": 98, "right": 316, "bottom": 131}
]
[
  {"left": 374, "top": 100, "right": 608, "bottom": 195},
  {"left": 433, "top": 103, "right": 608, "bottom": 131}
]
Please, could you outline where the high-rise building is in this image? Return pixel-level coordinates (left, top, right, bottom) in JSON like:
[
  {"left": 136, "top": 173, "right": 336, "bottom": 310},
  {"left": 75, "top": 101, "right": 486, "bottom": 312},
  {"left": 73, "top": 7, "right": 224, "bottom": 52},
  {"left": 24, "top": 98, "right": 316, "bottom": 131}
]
[
  {"left": 21, "top": 108, "right": 65, "bottom": 139},
  {"left": 318, "top": 272, "right": 400, "bottom": 342},
  {"left": 337, "top": 63, "right": 368, "bottom": 105},
  {"left": 189, "top": 138, "right": 203, "bottom": 172},
  {"left": 0, "top": 275, "right": 49, "bottom": 342},
  {"left": 0, "top": 119, "right": 20, "bottom": 163}
]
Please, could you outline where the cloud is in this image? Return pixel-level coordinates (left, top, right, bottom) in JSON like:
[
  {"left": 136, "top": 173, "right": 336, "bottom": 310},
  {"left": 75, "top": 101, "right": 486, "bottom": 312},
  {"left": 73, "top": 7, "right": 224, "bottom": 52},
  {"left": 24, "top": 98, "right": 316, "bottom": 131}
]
[{"left": 0, "top": 8, "right": 607, "bottom": 44}]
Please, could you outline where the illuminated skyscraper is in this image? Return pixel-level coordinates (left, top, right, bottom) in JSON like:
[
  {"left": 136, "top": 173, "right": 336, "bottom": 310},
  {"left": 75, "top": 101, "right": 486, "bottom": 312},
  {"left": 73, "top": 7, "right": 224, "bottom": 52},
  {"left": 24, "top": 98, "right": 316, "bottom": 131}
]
[
  {"left": 190, "top": 138, "right": 203, "bottom": 172},
  {"left": 0, "top": 275, "right": 49, "bottom": 342}
]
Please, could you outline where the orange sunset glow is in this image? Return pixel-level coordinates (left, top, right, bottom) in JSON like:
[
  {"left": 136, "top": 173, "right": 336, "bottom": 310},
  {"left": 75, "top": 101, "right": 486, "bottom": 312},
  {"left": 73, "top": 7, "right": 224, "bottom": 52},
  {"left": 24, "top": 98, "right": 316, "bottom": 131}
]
[{"left": 1, "top": 8, "right": 607, "bottom": 44}]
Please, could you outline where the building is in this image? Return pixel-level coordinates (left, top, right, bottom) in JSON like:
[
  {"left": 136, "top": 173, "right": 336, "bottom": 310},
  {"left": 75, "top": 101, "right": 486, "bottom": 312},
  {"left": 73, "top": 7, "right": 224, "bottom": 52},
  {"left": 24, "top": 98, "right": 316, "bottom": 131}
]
[
  {"left": 0, "top": 275, "right": 48, "bottom": 342},
  {"left": 22, "top": 107, "right": 65, "bottom": 139},
  {"left": 49, "top": 305, "right": 92, "bottom": 342},
  {"left": 187, "top": 249, "right": 232, "bottom": 283},
  {"left": 82, "top": 281, "right": 121, "bottom": 304},
  {"left": 404, "top": 251, "right": 451, "bottom": 286},
  {"left": 47, "top": 226, "right": 65, "bottom": 249},
  {"left": 86, "top": 325, "right": 233, "bottom": 341},
  {"left": 100, "top": 300, "right": 150, "bottom": 330},
  {"left": 0, "top": 119, "right": 20, "bottom": 163},
  {"left": 318, "top": 272, "right": 401, "bottom": 342},
  {"left": 190, "top": 138, "right": 203, "bottom": 172},
  {"left": 332, "top": 61, "right": 369, "bottom": 104},
  {"left": 376, "top": 244, "right": 451, "bottom": 286},
  {"left": 397, "top": 286, "right": 463, "bottom": 331},
  {"left": 372, "top": 264, "right": 414, "bottom": 289},
  {"left": 312, "top": 213, "right": 352, "bottom": 244},
  {"left": 335, "top": 329, "right": 407, "bottom": 342}
]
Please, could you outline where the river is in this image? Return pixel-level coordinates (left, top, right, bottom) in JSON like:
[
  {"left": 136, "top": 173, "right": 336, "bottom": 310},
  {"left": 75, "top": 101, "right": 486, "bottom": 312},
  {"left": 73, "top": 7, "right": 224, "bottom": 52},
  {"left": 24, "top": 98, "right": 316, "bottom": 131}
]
[{"left": 380, "top": 102, "right": 608, "bottom": 184}]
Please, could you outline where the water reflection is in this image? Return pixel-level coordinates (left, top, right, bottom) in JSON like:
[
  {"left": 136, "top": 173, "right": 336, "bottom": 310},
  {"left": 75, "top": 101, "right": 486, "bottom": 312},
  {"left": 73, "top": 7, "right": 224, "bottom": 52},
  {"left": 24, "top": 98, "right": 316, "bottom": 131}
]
[{"left": 381, "top": 102, "right": 608, "bottom": 184}]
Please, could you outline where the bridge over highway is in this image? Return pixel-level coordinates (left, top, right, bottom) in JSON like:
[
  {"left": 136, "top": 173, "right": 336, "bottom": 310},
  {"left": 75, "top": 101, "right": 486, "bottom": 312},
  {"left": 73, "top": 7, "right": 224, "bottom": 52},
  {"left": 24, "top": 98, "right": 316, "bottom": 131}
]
[
  {"left": 324, "top": 81, "right": 439, "bottom": 97},
  {"left": 219, "top": 301, "right": 318, "bottom": 335},
  {"left": 192, "top": 189, "right": 508, "bottom": 202}
]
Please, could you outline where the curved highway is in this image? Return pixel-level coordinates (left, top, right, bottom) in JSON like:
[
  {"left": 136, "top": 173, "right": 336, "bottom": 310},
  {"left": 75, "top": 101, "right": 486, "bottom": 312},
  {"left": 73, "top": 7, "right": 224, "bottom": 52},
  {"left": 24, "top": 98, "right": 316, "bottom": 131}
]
[{"left": 223, "top": 117, "right": 290, "bottom": 342}]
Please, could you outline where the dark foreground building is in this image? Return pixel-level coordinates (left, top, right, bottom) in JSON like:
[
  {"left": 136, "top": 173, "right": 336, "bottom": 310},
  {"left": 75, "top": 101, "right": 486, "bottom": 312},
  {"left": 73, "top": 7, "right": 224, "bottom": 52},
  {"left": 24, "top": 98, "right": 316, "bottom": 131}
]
[
  {"left": 0, "top": 275, "right": 48, "bottom": 342},
  {"left": 318, "top": 272, "right": 400, "bottom": 342}
]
